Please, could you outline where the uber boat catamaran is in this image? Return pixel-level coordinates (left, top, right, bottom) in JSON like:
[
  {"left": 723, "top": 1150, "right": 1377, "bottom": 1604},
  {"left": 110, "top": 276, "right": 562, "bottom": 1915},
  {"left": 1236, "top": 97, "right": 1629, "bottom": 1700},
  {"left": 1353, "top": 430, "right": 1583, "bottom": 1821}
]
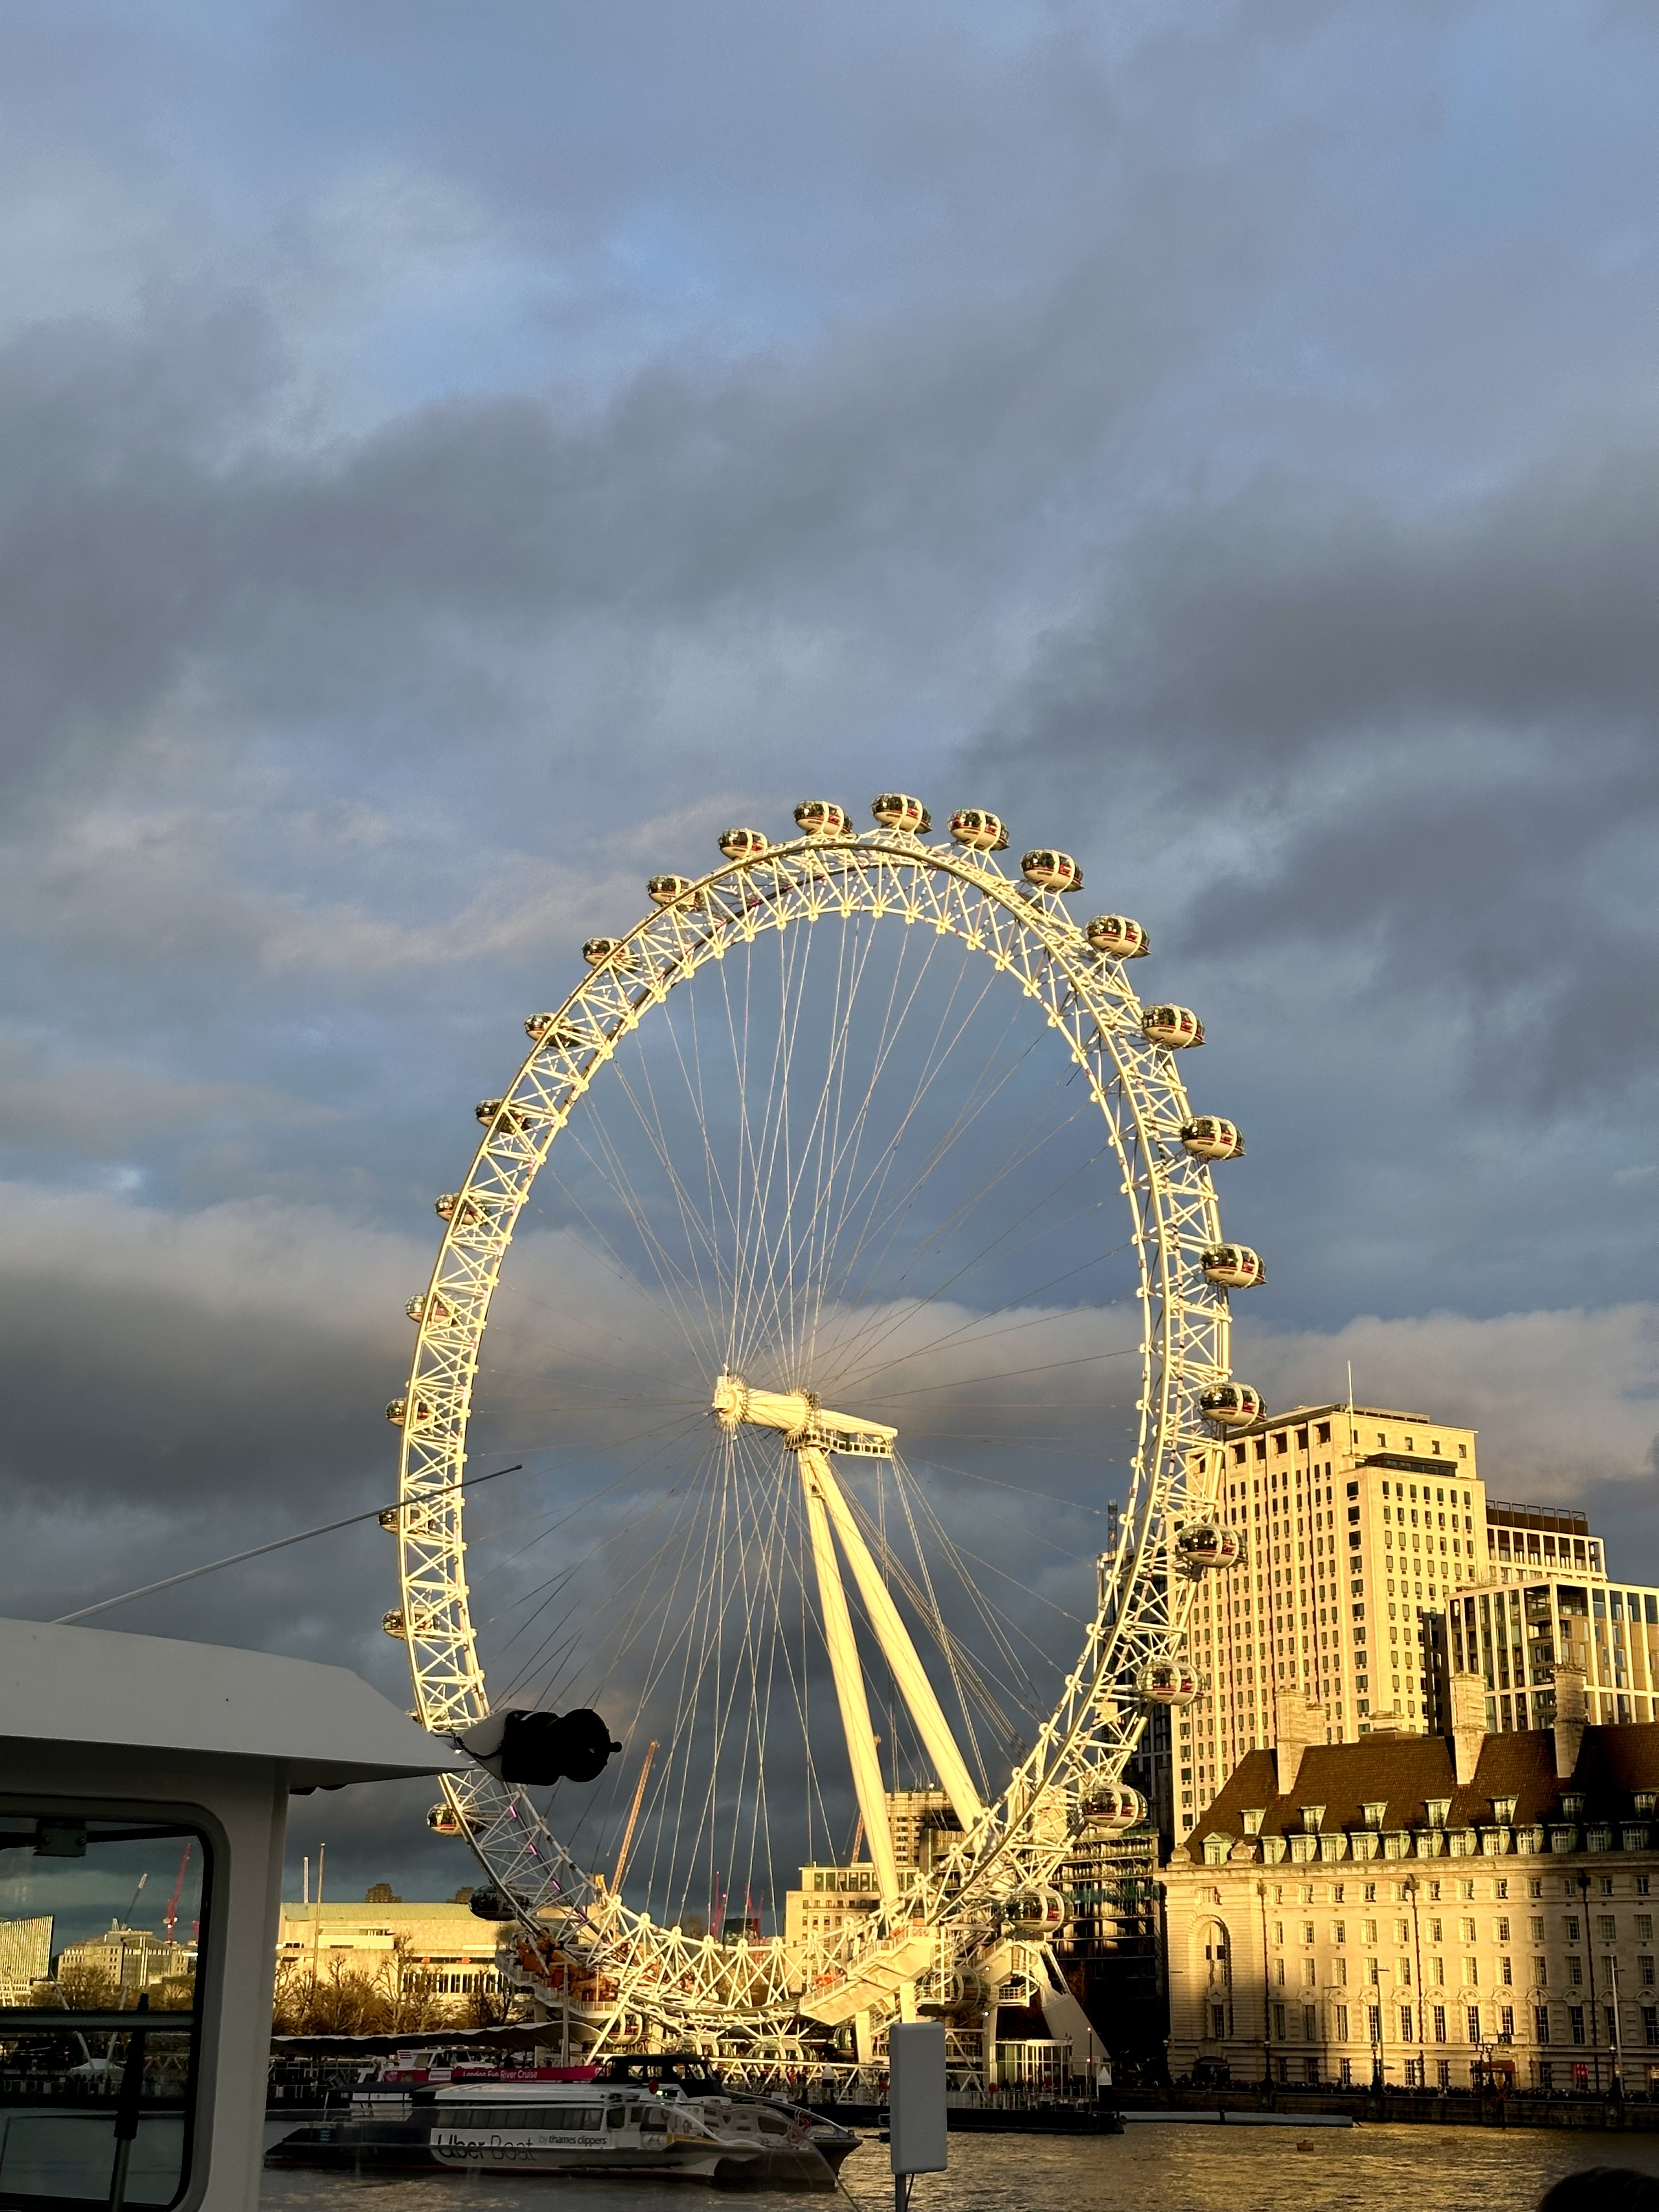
[
  {"left": 267, "top": 2062, "right": 857, "bottom": 2189},
  {"left": 428, "top": 2078, "right": 842, "bottom": 2186}
]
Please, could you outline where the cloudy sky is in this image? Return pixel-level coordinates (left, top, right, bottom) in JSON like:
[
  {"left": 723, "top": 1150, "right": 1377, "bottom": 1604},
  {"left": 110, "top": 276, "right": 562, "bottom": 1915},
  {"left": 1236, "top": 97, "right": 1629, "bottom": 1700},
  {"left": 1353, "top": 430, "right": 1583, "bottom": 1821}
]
[{"left": 2, "top": 0, "right": 1654, "bottom": 1902}]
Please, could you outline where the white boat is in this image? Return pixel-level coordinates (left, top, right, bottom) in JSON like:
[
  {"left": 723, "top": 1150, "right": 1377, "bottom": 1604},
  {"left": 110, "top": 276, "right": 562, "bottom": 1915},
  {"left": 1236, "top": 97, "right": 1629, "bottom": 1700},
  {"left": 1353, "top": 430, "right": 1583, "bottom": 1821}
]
[{"left": 425, "top": 2078, "right": 847, "bottom": 2188}]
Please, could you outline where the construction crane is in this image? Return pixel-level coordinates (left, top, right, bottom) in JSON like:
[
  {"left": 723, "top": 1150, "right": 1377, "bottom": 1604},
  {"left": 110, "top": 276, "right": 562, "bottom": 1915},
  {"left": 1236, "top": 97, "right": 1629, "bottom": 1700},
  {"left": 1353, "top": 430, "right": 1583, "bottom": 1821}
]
[
  {"left": 162, "top": 1844, "right": 192, "bottom": 1943},
  {"left": 608, "top": 1741, "right": 658, "bottom": 1895}
]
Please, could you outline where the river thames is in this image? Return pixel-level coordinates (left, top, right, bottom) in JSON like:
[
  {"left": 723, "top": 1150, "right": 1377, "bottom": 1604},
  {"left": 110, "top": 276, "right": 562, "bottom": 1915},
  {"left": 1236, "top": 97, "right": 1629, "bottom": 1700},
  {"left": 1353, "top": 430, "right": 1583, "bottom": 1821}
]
[{"left": 261, "top": 2126, "right": 1659, "bottom": 2212}]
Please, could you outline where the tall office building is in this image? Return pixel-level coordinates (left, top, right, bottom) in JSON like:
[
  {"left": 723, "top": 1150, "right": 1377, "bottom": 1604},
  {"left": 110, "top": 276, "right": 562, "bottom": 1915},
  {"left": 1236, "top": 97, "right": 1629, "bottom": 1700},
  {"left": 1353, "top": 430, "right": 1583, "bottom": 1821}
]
[{"left": 1168, "top": 1402, "right": 1486, "bottom": 1841}]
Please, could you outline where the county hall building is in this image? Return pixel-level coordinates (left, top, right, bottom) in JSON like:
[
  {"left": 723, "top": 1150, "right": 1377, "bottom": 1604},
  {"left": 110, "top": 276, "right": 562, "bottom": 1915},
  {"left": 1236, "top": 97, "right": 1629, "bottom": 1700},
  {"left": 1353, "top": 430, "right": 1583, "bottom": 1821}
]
[{"left": 1164, "top": 1668, "right": 1659, "bottom": 2094}]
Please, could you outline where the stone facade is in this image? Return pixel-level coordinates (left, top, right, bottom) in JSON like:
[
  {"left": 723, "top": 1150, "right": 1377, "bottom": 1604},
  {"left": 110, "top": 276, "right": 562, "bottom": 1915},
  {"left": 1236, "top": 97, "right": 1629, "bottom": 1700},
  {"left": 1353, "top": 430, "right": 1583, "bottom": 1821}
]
[{"left": 1165, "top": 1680, "right": 1659, "bottom": 2094}]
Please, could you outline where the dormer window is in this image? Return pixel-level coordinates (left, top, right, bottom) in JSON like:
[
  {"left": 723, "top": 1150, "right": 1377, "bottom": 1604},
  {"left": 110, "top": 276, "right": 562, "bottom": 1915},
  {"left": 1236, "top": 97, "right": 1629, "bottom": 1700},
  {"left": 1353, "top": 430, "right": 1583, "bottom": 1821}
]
[
  {"left": 1363, "top": 1800, "right": 1387, "bottom": 1831},
  {"left": 1242, "top": 1808, "right": 1265, "bottom": 1837},
  {"left": 1489, "top": 1796, "right": 1517, "bottom": 1826},
  {"left": 1561, "top": 1794, "right": 1585, "bottom": 1819},
  {"left": 1635, "top": 1793, "right": 1657, "bottom": 1818},
  {"left": 1302, "top": 1805, "right": 1325, "bottom": 1835},
  {"left": 1425, "top": 1799, "right": 1451, "bottom": 1829}
]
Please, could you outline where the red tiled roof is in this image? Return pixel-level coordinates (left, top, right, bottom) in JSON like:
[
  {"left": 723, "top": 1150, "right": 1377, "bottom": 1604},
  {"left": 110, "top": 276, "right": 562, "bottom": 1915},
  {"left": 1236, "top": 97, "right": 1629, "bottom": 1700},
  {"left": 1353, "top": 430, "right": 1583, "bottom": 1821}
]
[{"left": 1179, "top": 1724, "right": 1659, "bottom": 1860}]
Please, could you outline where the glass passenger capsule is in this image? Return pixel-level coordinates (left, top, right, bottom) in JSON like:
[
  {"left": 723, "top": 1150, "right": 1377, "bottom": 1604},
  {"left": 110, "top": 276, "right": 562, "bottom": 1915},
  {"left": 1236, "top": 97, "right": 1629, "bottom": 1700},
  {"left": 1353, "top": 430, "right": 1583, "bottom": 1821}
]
[
  {"left": 1142, "top": 1004, "right": 1205, "bottom": 1048},
  {"left": 717, "top": 826, "right": 770, "bottom": 861},
  {"left": 1139, "top": 1658, "right": 1200, "bottom": 1706},
  {"left": 1086, "top": 914, "right": 1149, "bottom": 958},
  {"left": 647, "top": 873, "right": 699, "bottom": 905},
  {"left": 475, "top": 1097, "right": 529, "bottom": 1134},
  {"left": 1020, "top": 849, "right": 1085, "bottom": 894},
  {"left": 793, "top": 799, "right": 851, "bottom": 836},
  {"left": 1201, "top": 1244, "right": 1265, "bottom": 1290},
  {"left": 1180, "top": 1115, "right": 1244, "bottom": 1161},
  {"left": 435, "top": 1192, "right": 482, "bottom": 1224},
  {"left": 1002, "top": 1887, "right": 1065, "bottom": 1931},
  {"left": 947, "top": 808, "right": 1008, "bottom": 852},
  {"left": 582, "top": 936, "right": 632, "bottom": 968},
  {"left": 427, "top": 1803, "right": 465, "bottom": 1837},
  {"left": 385, "top": 1397, "right": 434, "bottom": 1430},
  {"left": 381, "top": 1610, "right": 407, "bottom": 1638},
  {"left": 1198, "top": 1381, "right": 1263, "bottom": 1428},
  {"left": 1077, "top": 1783, "right": 1146, "bottom": 1834},
  {"left": 524, "top": 1012, "right": 585, "bottom": 1049},
  {"left": 1175, "top": 1521, "right": 1242, "bottom": 1571},
  {"left": 871, "top": 792, "right": 932, "bottom": 834},
  {"left": 405, "top": 1291, "right": 455, "bottom": 1326}
]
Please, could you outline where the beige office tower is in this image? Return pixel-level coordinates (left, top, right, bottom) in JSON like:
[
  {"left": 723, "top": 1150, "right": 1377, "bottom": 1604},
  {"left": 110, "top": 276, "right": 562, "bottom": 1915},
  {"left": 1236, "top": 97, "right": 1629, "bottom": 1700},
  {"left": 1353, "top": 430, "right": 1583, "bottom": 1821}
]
[{"left": 1172, "top": 1403, "right": 1486, "bottom": 1842}]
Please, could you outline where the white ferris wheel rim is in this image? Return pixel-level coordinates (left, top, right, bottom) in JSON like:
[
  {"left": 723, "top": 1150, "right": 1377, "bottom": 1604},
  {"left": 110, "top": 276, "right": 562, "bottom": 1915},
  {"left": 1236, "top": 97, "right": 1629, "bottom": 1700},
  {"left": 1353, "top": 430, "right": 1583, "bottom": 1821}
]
[{"left": 392, "top": 821, "right": 1239, "bottom": 2039}]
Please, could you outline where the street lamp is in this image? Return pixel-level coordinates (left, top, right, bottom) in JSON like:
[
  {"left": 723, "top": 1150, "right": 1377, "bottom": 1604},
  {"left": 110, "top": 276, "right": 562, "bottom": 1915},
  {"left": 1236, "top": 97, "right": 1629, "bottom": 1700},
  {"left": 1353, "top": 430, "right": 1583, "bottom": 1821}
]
[{"left": 1576, "top": 1871, "right": 1601, "bottom": 2096}]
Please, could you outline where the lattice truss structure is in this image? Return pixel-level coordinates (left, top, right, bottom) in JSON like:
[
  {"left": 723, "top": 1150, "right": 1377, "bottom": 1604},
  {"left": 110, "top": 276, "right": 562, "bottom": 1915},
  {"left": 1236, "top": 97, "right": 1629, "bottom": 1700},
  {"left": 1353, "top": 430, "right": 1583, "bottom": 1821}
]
[{"left": 388, "top": 815, "right": 1251, "bottom": 2056}]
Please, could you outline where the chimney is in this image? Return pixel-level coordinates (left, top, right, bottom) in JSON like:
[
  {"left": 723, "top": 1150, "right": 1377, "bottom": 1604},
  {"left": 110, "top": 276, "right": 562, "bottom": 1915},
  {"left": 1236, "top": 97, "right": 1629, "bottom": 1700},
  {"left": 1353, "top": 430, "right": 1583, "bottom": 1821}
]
[
  {"left": 1446, "top": 1671, "right": 1487, "bottom": 1787},
  {"left": 1274, "top": 1700, "right": 1325, "bottom": 1799},
  {"left": 1552, "top": 1664, "right": 1588, "bottom": 1781}
]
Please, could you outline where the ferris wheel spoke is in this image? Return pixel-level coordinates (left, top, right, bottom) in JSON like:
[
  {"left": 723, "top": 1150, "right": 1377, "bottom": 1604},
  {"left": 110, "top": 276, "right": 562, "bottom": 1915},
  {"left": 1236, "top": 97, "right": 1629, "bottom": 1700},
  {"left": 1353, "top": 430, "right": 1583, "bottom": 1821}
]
[
  {"left": 562, "top": 1105, "right": 724, "bottom": 1371},
  {"left": 788, "top": 915, "right": 960, "bottom": 1363},
  {"left": 608, "top": 1049, "right": 736, "bottom": 1351},
  {"left": 806, "top": 947, "right": 1020, "bottom": 1339}
]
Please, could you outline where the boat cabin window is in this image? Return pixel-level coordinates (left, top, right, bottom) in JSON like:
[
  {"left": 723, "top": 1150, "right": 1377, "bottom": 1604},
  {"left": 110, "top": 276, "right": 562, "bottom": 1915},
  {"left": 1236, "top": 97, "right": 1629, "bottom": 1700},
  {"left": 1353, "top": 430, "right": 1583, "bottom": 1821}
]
[{"left": 0, "top": 1805, "right": 213, "bottom": 2211}]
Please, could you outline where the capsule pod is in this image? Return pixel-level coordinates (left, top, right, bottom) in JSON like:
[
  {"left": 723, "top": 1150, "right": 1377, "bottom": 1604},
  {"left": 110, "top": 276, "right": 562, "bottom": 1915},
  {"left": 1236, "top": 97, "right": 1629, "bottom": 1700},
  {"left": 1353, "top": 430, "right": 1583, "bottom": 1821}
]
[
  {"left": 385, "top": 1397, "right": 434, "bottom": 1430},
  {"left": 1002, "top": 1887, "right": 1064, "bottom": 1931},
  {"left": 1176, "top": 1521, "right": 1242, "bottom": 1571},
  {"left": 1139, "top": 1658, "right": 1200, "bottom": 1706},
  {"left": 427, "top": 1803, "right": 465, "bottom": 1837},
  {"left": 1077, "top": 1783, "right": 1146, "bottom": 1835},
  {"left": 948, "top": 808, "right": 1008, "bottom": 852},
  {"left": 582, "top": 936, "right": 632, "bottom": 968},
  {"left": 1020, "top": 849, "right": 1085, "bottom": 894},
  {"left": 793, "top": 799, "right": 851, "bottom": 837},
  {"left": 1180, "top": 1115, "right": 1244, "bottom": 1162},
  {"left": 476, "top": 1097, "right": 529, "bottom": 1134},
  {"left": 717, "top": 826, "right": 770, "bottom": 862},
  {"left": 525, "top": 1012, "right": 585, "bottom": 1049},
  {"left": 1201, "top": 1244, "right": 1265, "bottom": 1290},
  {"left": 647, "top": 873, "right": 699, "bottom": 905},
  {"left": 1142, "top": 1004, "right": 1204, "bottom": 1048},
  {"left": 1198, "top": 1381, "right": 1263, "bottom": 1428},
  {"left": 405, "top": 1291, "right": 455, "bottom": 1326},
  {"left": 1086, "top": 914, "right": 1149, "bottom": 959},
  {"left": 382, "top": 1609, "right": 407, "bottom": 1638},
  {"left": 871, "top": 792, "right": 932, "bottom": 834}
]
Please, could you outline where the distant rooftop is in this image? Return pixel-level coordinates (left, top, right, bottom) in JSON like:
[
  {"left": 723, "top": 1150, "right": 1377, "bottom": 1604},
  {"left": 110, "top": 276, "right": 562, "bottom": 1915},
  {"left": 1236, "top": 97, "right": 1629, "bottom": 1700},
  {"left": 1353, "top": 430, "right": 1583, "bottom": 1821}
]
[{"left": 1488, "top": 1500, "right": 1592, "bottom": 1537}]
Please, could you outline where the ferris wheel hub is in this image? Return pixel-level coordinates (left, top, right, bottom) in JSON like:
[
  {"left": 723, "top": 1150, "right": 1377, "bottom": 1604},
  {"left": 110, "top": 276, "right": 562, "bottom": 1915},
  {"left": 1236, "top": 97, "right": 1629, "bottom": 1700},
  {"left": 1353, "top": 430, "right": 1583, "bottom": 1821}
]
[{"left": 711, "top": 1372, "right": 897, "bottom": 1458}]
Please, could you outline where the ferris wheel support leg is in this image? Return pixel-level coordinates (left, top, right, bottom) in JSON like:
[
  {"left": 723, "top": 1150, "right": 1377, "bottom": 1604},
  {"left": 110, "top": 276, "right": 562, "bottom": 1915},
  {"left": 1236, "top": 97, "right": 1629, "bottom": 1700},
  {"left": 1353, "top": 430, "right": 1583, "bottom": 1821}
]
[
  {"left": 804, "top": 1450, "right": 985, "bottom": 1832},
  {"left": 801, "top": 1469, "right": 903, "bottom": 1906}
]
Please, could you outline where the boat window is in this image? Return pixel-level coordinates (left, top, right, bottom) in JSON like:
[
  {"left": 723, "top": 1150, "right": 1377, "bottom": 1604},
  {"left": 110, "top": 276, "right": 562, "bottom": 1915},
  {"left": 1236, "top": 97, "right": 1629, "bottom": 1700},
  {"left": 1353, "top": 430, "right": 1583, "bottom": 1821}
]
[
  {"left": 0, "top": 1805, "right": 213, "bottom": 2211},
  {"left": 605, "top": 2106, "right": 627, "bottom": 2131}
]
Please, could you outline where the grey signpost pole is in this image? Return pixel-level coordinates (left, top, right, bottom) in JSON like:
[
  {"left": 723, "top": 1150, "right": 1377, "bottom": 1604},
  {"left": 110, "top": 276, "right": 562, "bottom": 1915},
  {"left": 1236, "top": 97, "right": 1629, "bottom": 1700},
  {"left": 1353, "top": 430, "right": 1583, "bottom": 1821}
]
[{"left": 889, "top": 2022, "right": 948, "bottom": 2212}]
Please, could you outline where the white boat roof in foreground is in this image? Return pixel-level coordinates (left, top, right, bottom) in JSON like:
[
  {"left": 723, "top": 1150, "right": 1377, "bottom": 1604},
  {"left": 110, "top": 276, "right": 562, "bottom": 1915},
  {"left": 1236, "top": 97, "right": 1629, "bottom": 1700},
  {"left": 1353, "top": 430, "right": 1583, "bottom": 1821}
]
[{"left": 0, "top": 1613, "right": 463, "bottom": 1789}]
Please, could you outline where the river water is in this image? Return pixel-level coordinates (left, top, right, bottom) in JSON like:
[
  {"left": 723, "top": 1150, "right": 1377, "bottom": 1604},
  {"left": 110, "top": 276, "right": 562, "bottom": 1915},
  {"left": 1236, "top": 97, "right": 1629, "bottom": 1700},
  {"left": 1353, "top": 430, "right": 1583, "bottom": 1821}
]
[{"left": 261, "top": 2125, "right": 1659, "bottom": 2212}]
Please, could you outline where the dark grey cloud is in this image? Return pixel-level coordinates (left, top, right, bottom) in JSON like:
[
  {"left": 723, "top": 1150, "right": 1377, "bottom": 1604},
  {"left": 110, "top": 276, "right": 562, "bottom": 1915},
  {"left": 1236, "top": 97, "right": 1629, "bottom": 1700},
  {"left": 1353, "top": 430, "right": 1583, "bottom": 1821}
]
[{"left": 974, "top": 443, "right": 1659, "bottom": 1112}]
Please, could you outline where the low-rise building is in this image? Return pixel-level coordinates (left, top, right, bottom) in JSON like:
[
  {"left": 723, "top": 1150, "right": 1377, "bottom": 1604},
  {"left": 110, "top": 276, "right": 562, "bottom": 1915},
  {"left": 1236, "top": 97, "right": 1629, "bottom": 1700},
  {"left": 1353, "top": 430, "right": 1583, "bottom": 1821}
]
[
  {"left": 275, "top": 1898, "right": 504, "bottom": 2008},
  {"left": 1165, "top": 1672, "right": 1659, "bottom": 2094},
  {"left": 55, "top": 1924, "right": 196, "bottom": 2004},
  {"left": 781, "top": 1863, "right": 882, "bottom": 1951}
]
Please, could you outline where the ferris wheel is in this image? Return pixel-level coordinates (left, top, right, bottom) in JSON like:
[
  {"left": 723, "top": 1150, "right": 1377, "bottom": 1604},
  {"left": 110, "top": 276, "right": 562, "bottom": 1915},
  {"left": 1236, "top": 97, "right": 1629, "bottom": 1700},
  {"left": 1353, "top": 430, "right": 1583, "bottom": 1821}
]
[{"left": 385, "top": 795, "right": 1259, "bottom": 2067}]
